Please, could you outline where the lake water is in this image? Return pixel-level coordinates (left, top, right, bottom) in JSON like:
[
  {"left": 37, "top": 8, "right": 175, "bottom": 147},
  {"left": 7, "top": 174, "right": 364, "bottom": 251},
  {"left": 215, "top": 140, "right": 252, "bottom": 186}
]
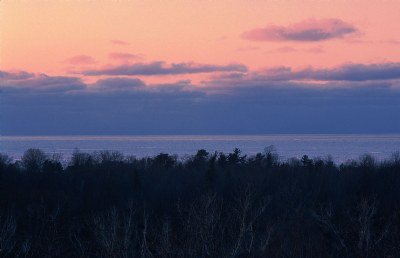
[{"left": 1, "top": 135, "right": 400, "bottom": 163}]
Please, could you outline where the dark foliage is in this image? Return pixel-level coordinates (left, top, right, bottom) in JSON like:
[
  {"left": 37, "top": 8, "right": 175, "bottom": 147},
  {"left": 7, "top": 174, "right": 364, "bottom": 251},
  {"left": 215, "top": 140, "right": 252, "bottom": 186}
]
[{"left": 1, "top": 149, "right": 400, "bottom": 257}]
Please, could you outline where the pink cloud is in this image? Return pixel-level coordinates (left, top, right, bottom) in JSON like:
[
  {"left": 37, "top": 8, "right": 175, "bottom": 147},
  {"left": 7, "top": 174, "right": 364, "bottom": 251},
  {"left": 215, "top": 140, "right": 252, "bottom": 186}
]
[
  {"left": 65, "top": 55, "right": 96, "bottom": 65},
  {"left": 305, "top": 46, "right": 325, "bottom": 54},
  {"left": 236, "top": 46, "right": 261, "bottom": 52},
  {"left": 110, "top": 40, "right": 129, "bottom": 46},
  {"left": 109, "top": 52, "right": 143, "bottom": 61},
  {"left": 276, "top": 46, "right": 297, "bottom": 53},
  {"left": 385, "top": 39, "right": 400, "bottom": 45},
  {"left": 242, "top": 18, "right": 358, "bottom": 42}
]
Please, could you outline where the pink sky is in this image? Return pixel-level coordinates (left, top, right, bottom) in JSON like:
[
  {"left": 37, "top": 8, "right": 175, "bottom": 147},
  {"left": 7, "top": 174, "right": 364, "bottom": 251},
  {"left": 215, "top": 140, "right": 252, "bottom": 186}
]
[
  {"left": 2, "top": 0, "right": 400, "bottom": 85},
  {"left": 2, "top": 1, "right": 400, "bottom": 135}
]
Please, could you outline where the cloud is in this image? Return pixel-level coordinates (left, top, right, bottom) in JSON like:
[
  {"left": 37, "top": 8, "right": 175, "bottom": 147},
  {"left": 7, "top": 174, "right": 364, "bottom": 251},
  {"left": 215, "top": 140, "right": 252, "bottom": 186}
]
[
  {"left": 81, "top": 62, "right": 248, "bottom": 76},
  {"left": 259, "top": 62, "right": 400, "bottom": 82},
  {"left": 65, "top": 55, "right": 96, "bottom": 65},
  {"left": 209, "top": 63, "right": 400, "bottom": 85},
  {"left": 242, "top": 19, "right": 358, "bottom": 42},
  {"left": 0, "top": 70, "right": 34, "bottom": 80},
  {"left": 2, "top": 66, "right": 400, "bottom": 135},
  {"left": 146, "top": 80, "right": 201, "bottom": 95},
  {"left": 385, "top": 39, "right": 400, "bottom": 45},
  {"left": 4, "top": 62, "right": 399, "bottom": 97},
  {"left": 305, "top": 46, "right": 325, "bottom": 54},
  {"left": 0, "top": 72, "right": 86, "bottom": 93},
  {"left": 108, "top": 52, "right": 143, "bottom": 61},
  {"left": 0, "top": 70, "right": 198, "bottom": 95},
  {"left": 236, "top": 46, "right": 261, "bottom": 52},
  {"left": 274, "top": 46, "right": 298, "bottom": 53},
  {"left": 309, "top": 63, "right": 400, "bottom": 81},
  {"left": 110, "top": 40, "right": 129, "bottom": 46},
  {"left": 3, "top": 76, "right": 400, "bottom": 135},
  {"left": 94, "top": 77, "right": 145, "bottom": 92},
  {"left": 203, "top": 62, "right": 400, "bottom": 94}
]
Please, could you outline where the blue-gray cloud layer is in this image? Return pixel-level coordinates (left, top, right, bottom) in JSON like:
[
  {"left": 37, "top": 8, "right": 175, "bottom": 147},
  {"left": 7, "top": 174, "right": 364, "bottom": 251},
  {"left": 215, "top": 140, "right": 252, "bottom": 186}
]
[{"left": 2, "top": 63, "right": 400, "bottom": 135}]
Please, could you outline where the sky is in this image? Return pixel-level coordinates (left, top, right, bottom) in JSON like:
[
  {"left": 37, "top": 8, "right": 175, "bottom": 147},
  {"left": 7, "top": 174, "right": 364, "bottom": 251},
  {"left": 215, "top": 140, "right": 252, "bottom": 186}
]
[{"left": 1, "top": 0, "right": 400, "bottom": 135}]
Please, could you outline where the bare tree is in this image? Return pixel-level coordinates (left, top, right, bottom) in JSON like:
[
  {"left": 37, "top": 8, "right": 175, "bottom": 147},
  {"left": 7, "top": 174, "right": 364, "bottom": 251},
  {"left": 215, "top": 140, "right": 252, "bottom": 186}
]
[
  {"left": 22, "top": 148, "right": 47, "bottom": 173},
  {"left": 0, "top": 212, "right": 17, "bottom": 257},
  {"left": 312, "top": 204, "right": 348, "bottom": 255},
  {"left": 69, "top": 225, "right": 88, "bottom": 258},
  {"left": 313, "top": 198, "right": 390, "bottom": 258},
  {"left": 93, "top": 208, "right": 123, "bottom": 257},
  {"left": 390, "top": 151, "right": 400, "bottom": 167},
  {"left": 0, "top": 154, "right": 12, "bottom": 170},
  {"left": 230, "top": 185, "right": 271, "bottom": 257},
  {"left": 140, "top": 209, "right": 154, "bottom": 258},
  {"left": 190, "top": 193, "right": 224, "bottom": 257},
  {"left": 355, "top": 198, "right": 389, "bottom": 258},
  {"left": 157, "top": 216, "right": 172, "bottom": 257}
]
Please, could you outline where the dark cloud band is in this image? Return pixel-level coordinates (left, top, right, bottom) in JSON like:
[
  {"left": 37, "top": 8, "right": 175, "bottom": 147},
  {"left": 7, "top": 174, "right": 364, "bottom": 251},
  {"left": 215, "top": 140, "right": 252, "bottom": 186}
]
[{"left": 81, "top": 62, "right": 248, "bottom": 76}]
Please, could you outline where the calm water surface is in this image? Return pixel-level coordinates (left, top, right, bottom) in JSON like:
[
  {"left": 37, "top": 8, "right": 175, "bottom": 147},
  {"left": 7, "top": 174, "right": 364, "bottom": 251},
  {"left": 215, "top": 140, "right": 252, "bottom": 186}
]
[{"left": 1, "top": 135, "right": 400, "bottom": 163}]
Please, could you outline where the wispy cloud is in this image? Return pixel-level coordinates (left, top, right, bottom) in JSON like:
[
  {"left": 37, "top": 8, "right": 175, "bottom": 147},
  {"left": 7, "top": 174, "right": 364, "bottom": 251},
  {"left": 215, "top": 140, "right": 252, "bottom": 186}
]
[
  {"left": 236, "top": 46, "right": 261, "bottom": 52},
  {"left": 65, "top": 55, "right": 96, "bottom": 65},
  {"left": 304, "top": 46, "right": 325, "bottom": 54},
  {"left": 110, "top": 40, "right": 129, "bottom": 46},
  {"left": 384, "top": 39, "right": 400, "bottom": 45},
  {"left": 275, "top": 46, "right": 298, "bottom": 53},
  {"left": 108, "top": 52, "right": 144, "bottom": 61},
  {"left": 242, "top": 18, "right": 358, "bottom": 42},
  {"left": 81, "top": 62, "right": 248, "bottom": 76}
]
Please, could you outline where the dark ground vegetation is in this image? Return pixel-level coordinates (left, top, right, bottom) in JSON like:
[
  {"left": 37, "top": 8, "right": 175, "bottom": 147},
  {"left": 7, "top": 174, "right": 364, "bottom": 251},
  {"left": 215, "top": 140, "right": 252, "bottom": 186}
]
[{"left": 1, "top": 147, "right": 400, "bottom": 257}]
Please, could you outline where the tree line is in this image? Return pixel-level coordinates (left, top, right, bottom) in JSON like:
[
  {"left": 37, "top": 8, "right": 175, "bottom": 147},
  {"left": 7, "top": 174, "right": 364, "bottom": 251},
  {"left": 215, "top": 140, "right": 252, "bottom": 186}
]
[{"left": 1, "top": 147, "right": 400, "bottom": 257}]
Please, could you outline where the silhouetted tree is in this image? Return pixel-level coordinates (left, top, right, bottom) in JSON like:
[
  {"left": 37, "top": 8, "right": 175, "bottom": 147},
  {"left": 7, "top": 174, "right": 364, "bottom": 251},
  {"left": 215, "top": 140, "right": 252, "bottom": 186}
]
[
  {"left": 0, "top": 148, "right": 399, "bottom": 257},
  {"left": 22, "top": 148, "right": 47, "bottom": 173},
  {"left": 70, "top": 149, "right": 93, "bottom": 168},
  {"left": 42, "top": 160, "right": 63, "bottom": 173}
]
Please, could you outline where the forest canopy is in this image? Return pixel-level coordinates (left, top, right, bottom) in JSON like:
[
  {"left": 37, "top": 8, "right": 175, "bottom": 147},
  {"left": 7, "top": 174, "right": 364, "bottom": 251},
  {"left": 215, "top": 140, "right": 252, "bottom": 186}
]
[{"left": 0, "top": 148, "right": 400, "bottom": 257}]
